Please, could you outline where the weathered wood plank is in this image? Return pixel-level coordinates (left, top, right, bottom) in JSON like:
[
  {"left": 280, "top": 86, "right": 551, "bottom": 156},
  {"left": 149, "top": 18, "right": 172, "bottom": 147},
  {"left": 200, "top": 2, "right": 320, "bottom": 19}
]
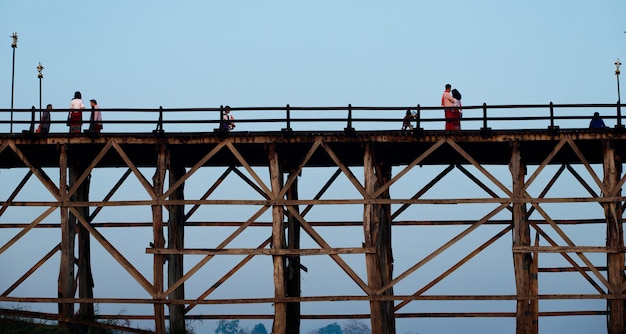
[
  {"left": 146, "top": 247, "right": 376, "bottom": 255},
  {"left": 510, "top": 142, "right": 534, "bottom": 334},
  {"left": 603, "top": 140, "right": 625, "bottom": 334},
  {"left": 152, "top": 142, "right": 166, "bottom": 333},
  {"left": 269, "top": 143, "right": 287, "bottom": 334},
  {"left": 57, "top": 144, "right": 75, "bottom": 326},
  {"left": 167, "top": 152, "right": 186, "bottom": 333}
]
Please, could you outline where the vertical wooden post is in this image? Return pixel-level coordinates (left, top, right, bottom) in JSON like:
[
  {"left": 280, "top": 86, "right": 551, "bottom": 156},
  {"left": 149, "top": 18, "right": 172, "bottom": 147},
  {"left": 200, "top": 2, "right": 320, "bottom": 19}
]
[
  {"left": 152, "top": 143, "right": 166, "bottom": 333},
  {"left": 603, "top": 141, "right": 625, "bottom": 334},
  {"left": 74, "top": 157, "right": 94, "bottom": 324},
  {"left": 509, "top": 142, "right": 535, "bottom": 334},
  {"left": 57, "top": 144, "right": 75, "bottom": 328},
  {"left": 530, "top": 231, "right": 539, "bottom": 333},
  {"left": 363, "top": 143, "right": 395, "bottom": 334},
  {"left": 285, "top": 169, "right": 301, "bottom": 333},
  {"left": 168, "top": 155, "right": 186, "bottom": 334},
  {"left": 269, "top": 143, "right": 287, "bottom": 334}
]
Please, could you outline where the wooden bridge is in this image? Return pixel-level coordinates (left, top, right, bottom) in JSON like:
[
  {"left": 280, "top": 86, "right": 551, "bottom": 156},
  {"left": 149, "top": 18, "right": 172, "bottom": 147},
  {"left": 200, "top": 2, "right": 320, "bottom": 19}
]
[{"left": 0, "top": 103, "right": 625, "bottom": 333}]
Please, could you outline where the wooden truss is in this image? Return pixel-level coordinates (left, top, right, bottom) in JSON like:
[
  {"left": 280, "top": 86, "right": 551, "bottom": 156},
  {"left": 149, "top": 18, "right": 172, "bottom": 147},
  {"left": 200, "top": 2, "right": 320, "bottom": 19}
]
[{"left": 0, "top": 131, "right": 624, "bottom": 334}]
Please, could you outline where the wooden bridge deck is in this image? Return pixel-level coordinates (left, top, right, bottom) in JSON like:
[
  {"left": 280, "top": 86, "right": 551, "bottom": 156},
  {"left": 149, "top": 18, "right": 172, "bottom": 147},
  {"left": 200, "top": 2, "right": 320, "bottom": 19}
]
[
  {"left": 1, "top": 113, "right": 625, "bottom": 333},
  {"left": 1, "top": 128, "right": 621, "bottom": 168}
]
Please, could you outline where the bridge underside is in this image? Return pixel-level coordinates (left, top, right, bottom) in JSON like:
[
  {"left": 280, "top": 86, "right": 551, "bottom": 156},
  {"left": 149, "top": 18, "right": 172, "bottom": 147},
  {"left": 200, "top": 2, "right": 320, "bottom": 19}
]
[
  {"left": 0, "top": 129, "right": 624, "bottom": 334},
  {"left": 0, "top": 128, "right": 617, "bottom": 167}
]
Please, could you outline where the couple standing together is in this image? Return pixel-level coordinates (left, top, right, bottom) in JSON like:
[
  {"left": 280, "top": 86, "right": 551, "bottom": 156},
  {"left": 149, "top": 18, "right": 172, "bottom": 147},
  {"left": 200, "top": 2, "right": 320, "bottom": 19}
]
[
  {"left": 68, "top": 91, "right": 103, "bottom": 134},
  {"left": 441, "top": 83, "right": 462, "bottom": 131}
]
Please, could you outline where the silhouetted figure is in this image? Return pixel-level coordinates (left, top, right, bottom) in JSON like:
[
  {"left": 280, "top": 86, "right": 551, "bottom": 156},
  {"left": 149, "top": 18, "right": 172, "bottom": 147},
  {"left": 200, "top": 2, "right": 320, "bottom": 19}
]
[
  {"left": 402, "top": 109, "right": 415, "bottom": 130},
  {"left": 589, "top": 112, "right": 606, "bottom": 129},
  {"left": 221, "top": 105, "right": 235, "bottom": 131},
  {"left": 88, "top": 99, "right": 103, "bottom": 133},
  {"left": 36, "top": 104, "right": 52, "bottom": 134}
]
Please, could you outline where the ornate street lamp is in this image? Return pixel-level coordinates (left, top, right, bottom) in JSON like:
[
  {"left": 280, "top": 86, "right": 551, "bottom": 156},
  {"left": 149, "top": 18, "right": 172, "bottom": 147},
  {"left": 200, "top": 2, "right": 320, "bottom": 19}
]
[
  {"left": 10, "top": 32, "right": 18, "bottom": 133},
  {"left": 616, "top": 58, "right": 622, "bottom": 127}
]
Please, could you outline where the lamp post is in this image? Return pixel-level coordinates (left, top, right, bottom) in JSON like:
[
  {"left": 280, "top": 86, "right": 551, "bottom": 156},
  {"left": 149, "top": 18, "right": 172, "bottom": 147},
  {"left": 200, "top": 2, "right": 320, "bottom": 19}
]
[
  {"left": 35, "top": 62, "right": 44, "bottom": 133},
  {"left": 616, "top": 58, "right": 622, "bottom": 127},
  {"left": 10, "top": 32, "right": 18, "bottom": 133}
]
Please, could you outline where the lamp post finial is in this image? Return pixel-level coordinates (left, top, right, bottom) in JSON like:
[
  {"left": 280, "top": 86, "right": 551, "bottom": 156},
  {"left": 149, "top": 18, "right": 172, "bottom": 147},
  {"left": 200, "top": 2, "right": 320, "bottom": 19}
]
[
  {"left": 10, "top": 32, "right": 17, "bottom": 48},
  {"left": 37, "top": 62, "right": 44, "bottom": 79}
]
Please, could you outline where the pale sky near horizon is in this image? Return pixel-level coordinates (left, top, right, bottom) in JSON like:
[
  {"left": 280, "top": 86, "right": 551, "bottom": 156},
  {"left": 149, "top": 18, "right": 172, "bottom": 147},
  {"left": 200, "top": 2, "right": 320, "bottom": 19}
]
[{"left": 0, "top": 1, "right": 625, "bottom": 334}]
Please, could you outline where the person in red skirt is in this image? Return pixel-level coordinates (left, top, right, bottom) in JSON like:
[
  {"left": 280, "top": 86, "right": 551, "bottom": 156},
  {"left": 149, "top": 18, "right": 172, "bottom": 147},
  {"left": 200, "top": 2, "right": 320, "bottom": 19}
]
[{"left": 441, "top": 84, "right": 459, "bottom": 131}]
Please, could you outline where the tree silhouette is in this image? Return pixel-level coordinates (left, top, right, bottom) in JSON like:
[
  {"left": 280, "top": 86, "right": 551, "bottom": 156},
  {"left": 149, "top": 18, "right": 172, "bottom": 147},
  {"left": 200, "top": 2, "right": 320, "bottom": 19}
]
[
  {"left": 251, "top": 323, "right": 268, "bottom": 334},
  {"left": 317, "top": 322, "right": 343, "bottom": 334},
  {"left": 342, "top": 319, "right": 370, "bottom": 334},
  {"left": 215, "top": 320, "right": 240, "bottom": 334}
]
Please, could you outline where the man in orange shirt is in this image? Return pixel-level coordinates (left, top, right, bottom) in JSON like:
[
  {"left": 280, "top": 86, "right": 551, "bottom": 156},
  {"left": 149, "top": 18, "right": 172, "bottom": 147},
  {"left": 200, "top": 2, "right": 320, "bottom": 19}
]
[{"left": 441, "top": 84, "right": 459, "bottom": 130}]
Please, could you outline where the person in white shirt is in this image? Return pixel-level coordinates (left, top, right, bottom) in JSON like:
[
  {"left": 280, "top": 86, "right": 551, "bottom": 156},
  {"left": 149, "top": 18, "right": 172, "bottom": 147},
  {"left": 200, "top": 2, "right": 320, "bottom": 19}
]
[{"left": 68, "top": 91, "right": 85, "bottom": 133}]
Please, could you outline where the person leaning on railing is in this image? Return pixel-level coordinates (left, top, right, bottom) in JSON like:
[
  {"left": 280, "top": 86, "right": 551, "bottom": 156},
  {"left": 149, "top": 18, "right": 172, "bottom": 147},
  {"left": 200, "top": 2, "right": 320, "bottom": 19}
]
[
  {"left": 221, "top": 105, "right": 236, "bottom": 131},
  {"left": 36, "top": 104, "right": 52, "bottom": 134},
  {"left": 402, "top": 109, "right": 415, "bottom": 130}
]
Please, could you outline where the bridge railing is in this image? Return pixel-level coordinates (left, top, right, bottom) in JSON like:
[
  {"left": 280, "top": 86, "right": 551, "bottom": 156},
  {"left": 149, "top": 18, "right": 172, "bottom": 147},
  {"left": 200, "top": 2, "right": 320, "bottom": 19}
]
[{"left": 0, "top": 102, "right": 622, "bottom": 134}]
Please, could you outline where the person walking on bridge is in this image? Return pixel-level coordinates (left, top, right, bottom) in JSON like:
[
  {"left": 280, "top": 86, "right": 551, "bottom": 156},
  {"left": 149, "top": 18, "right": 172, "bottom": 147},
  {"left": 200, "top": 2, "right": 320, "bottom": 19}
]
[
  {"left": 441, "top": 83, "right": 460, "bottom": 131},
  {"left": 221, "top": 105, "right": 235, "bottom": 131}
]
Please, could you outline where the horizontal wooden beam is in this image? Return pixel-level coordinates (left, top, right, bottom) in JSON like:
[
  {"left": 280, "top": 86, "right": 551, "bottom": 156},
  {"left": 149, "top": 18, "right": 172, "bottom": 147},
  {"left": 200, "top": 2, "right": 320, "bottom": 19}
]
[
  {"left": 1, "top": 195, "right": 622, "bottom": 207},
  {"left": 513, "top": 246, "right": 626, "bottom": 253},
  {"left": 3, "top": 293, "right": 623, "bottom": 305},
  {"left": 146, "top": 247, "right": 375, "bottom": 256}
]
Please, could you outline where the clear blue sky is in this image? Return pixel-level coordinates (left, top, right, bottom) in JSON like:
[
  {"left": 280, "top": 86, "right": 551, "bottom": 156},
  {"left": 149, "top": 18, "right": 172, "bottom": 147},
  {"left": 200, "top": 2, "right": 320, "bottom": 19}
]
[
  {"left": 0, "top": 1, "right": 624, "bottom": 334},
  {"left": 1, "top": 1, "right": 624, "bottom": 110}
]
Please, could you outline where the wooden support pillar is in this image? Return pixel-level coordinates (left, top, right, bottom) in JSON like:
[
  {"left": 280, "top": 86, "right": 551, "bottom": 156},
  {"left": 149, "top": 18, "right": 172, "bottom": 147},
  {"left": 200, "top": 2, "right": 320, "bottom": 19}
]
[
  {"left": 152, "top": 143, "right": 167, "bottom": 333},
  {"left": 269, "top": 143, "right": 287, "bottom": 334},
  {"left": 57, "top": 144, "right": 76, "bottom": 328},
  {"left": 73, "top": 156, "right": 94, "bottom": 325},
  {"left": 509, "top": 142, "right": 535, "bottom": 334},
  {"left": 168, "top": 155, "right": 186, "bottom": 334},
  {"left": 602, "top": 140, "right": 625, "bottom": 334},
  {"left": 363, "top": 143, "right": 395, "bottom": 334},
  {"left": 285, "top": 169, "right": 301, "bottom": 333},
  {"left": 530, "top": 230, "right": 539, "bottom": 333}
]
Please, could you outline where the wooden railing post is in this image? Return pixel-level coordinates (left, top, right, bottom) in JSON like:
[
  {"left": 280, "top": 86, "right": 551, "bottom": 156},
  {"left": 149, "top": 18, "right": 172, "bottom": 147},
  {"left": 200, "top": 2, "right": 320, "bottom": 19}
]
[
  {"left": 415, "top": 104, "right": 421, "bottom": 130},
  {"left": 282, "top": 104, "right": 293, "bottom": 136},
  {"left": 548, "top": 102, "right": 559, "bottom": 134},
  {"left": 153, "top": 105, "right": 164, "bottom": 134},
  {"left": 344, "top": 104, "right": 355, "bottom": 135},
  {"left": 480, "top": 103, "right": 492, "bottom": 138}
]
